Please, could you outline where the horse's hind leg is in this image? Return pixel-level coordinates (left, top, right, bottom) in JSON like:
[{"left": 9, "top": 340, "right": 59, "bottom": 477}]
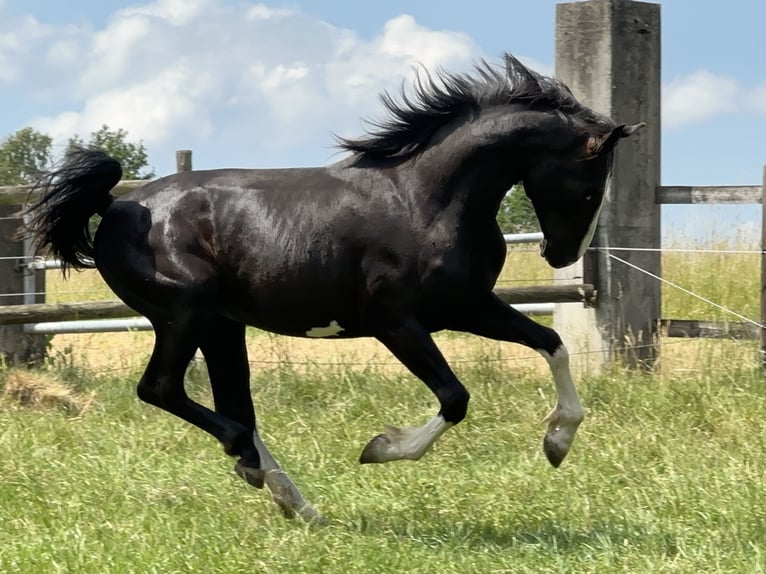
[
  {"left": 199, "top": 316, "right": 325, "bottom": 523},
  {"left": 195, "top": 316, "right": 261, "bottom": 487},
  {"left": 137, "top": 315, "right": 264, "bottom": 487},
  {"left": 252, "top": 433, "right": 325, "bottom": 523}
]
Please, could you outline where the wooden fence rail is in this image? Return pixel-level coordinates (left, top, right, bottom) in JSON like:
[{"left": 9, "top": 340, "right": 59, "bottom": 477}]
[
  {"left": 0, "top": 180, "right": 145, "bottom": 206},
  {"left": 656, "top": 185, "right": 762, "bottom": 205},
  {"left": 661, "top": 319, "right": 759, "bottom": 340}
]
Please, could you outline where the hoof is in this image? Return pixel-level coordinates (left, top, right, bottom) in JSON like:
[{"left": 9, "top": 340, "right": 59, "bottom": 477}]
[
  {"left": 263, "top": 470, "right": 329, "bottom": 525},
  {"left": 299, "top": 506, "right": 330, "bottom": 526},
  {"left": 359, "top": 433, "right": 392, "bottom": 464},
  {"left": 275, "top": 498, "right": 328, "bottom": 525},
  {"left": 543, "top": 435, "right": 566, "bottom": 468},
  {"left": 234, "top": 459, "right": 265, "bottom": 489}
]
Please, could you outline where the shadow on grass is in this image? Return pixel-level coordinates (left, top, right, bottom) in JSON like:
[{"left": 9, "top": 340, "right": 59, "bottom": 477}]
[{"left": 347, "top": 513, "right": 681, "bottom": 557}]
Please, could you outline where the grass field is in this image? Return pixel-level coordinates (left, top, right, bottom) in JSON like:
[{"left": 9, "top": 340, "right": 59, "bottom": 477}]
[{"left": 1, "top": 242, "right": 765, "bottom": 572}]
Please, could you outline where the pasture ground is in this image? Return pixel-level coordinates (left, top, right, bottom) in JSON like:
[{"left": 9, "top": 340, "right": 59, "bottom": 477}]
[
  {"left": 1, "top": 242, "right": 764, "bottom": 572},
  {"left": 1, "top": 353, "right": 765, "bottom": 573}
]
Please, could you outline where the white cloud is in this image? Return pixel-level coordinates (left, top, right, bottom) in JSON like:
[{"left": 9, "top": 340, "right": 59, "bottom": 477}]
[
  {"left": 46, "top": 39, "right": 80, "bottom": 67},
  {"left": 325, "top": 15, "right": 480, "bottom": 126},
  {"left": 375, "top": 14, "right": 474, "bottom": 69},
  {"left": 662, "top": 70, "right": 739, "bottom": 128},
  {"left": 0, "top": 14, "right": 52, "bottom": 83},
  {"left": 246, "top": 4, "right": 296, "bottom": 21},
  {"left": 745, "top": 84, "right": 766, "bottom": 115},
  {"left": 6, "top": 1, "right": 576, "bottom": 172},
  {"left": 32, "top": 65, "right": 215, "bottom": 145},
  {"left": 17, "top": 3, "right": 479, "bottom": 152},
  {"left": 120, "top": 0, "right": 214, "bottom": 26}
]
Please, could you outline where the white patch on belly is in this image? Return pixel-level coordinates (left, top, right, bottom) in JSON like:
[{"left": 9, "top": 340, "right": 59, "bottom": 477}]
[{"left": 306, "top": 320, "right": 345, "bottom": 338}]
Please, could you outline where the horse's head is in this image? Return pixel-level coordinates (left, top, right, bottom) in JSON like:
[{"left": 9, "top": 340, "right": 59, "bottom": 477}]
[
  {"left": 335, "top": 52, "right": 646, "bottom": 271},
  {"left": 523, "top": 122, "right": 645, "bottom": 269}
]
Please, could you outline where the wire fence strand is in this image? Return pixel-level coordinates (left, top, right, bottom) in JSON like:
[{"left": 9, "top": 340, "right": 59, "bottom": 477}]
[
  {"left": 78, "top": 333, "right": 747, "bottom": 378},
  {"left": 605, "top": 251, "right": 764, "bottom": 329}
]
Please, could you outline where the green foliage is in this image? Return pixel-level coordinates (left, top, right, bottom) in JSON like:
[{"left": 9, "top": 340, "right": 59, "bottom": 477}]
[
  {"left": 0, "top": 125, "right": 153, "bottom": 187},
  {"left": 496, "top": 184, "right": 540, "bottom": 234},
  {"left": 0, "top": 127, "right": 53, "bottom": 185},
  {"left": 67, "top": 125, "right": 154, "bottom": 179}
]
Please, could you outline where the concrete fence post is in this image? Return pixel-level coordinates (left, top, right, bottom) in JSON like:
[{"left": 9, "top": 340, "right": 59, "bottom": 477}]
[{"left": 553, "top": 0, "right": 662, "bottom": 371}]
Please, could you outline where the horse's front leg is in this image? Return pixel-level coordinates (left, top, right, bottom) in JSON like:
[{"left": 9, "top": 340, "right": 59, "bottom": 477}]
[
  {"left": 360, "top": 318, "right": 470, "bottom": 464},
  {"left": 453, "top": 294, "right": 584, "bottom": 467}
]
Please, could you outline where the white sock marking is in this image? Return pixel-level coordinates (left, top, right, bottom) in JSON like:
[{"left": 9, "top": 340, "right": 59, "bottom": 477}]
[
  {"left": 252, "top": 429, "right": 324, "bottom": 522},
  {"left": 537, "top": 345, "right": 584, "bottom": 423},
  {"left": 251, "top": 430, "right": 281, "bottom": 471},
  {"left": 396, "top": 415, "right": 452, "bottom": 460}
]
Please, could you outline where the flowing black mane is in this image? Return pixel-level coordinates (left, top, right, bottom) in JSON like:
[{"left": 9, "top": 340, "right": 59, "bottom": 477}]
[{"left": 337, "top": 53, "right": 611, "bottom": 161}]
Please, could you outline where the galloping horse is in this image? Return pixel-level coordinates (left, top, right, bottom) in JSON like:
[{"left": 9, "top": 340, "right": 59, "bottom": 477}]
[{"left": 27, "top": 54, "right": 643, "bottom": 521}]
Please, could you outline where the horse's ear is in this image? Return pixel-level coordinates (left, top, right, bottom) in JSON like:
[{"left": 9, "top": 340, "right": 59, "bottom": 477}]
[
  {"left": 620, "top": 122, "right": 646, "bottom": 138},
  {"left": 582, "top": 122, "right": 645, "bottom": 159}
]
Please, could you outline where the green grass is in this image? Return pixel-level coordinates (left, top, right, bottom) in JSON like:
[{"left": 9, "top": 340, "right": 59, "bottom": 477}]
[
  {"left": 13, "top": 237, "right": 764, "bottom": 572},
  {"left": 2, "top": 356, "right": 766, "bottom": 573}
]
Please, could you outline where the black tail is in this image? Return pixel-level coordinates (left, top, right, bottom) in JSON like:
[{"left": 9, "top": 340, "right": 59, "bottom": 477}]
[{"left": 25, "top": 146, "right": 122, "bottom": 275}]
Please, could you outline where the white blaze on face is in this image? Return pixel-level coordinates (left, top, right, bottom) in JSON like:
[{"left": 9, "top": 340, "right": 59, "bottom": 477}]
[
  {"left": 306, "top": 320, "right": 344, "bottom": 338},
  {"left": 576, "top": 193, "right": 607, "bottom": 260}
]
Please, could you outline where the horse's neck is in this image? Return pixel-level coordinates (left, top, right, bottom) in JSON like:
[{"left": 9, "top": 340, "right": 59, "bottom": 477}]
[{"left": 410, "top": 136, "right": 522, "bottom": 224}]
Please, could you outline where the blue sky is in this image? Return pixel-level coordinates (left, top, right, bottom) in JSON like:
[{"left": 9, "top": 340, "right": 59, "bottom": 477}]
[{"left": 1, "top": 0, "right": 764, "bottom": 243}]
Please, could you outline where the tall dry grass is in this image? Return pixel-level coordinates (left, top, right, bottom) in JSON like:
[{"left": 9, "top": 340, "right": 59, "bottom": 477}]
[
  {"left": 39, "top": 241, "right": 760, "bottom": 375},
  {"left": 657, "top": 236, "right": 760, "bottom": 373}
]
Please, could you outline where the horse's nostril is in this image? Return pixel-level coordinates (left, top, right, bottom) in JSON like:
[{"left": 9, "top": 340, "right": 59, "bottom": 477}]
[{"left": 539, "top": 238, "right": 548, "bottom": 257}]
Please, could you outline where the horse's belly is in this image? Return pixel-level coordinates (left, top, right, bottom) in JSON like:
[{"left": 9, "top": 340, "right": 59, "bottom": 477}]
[
  {"left": 232, "top": 315, "right": 367, "bottom": 339},
  {"left": 218, "top": 289, "right": 368, "bottom": 339}
]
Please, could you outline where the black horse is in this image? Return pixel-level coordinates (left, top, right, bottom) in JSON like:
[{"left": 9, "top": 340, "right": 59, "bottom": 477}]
[{"left": 27, "top": 54, "right": 643, "bottom": 521}]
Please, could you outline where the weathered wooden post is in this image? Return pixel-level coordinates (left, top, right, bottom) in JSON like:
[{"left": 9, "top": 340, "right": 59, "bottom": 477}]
[
  {"left": 0, "top": 204, "right": 46, "bottom": 365},
  {"left": 553, "top": 0, "right": 662, "bottom": 371},
  {"left": 176, "top": 149, "right": 193, "bottom": 172},
  {"left": 760, "top": 165, "right": 766, "bottom": 369}
]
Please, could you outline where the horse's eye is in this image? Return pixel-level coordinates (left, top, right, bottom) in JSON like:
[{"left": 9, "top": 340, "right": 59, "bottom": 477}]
[{"left": 584, "top": 194, "right": 592, "bottom": 201}]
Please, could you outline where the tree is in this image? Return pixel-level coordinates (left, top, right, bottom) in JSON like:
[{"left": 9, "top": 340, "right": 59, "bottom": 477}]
[
  {"left": 496, "top": 184, "right": 539, "bottom": 234},
  {"left": 0, "top": 128, "right": 53, "bottom": 185},
  {"left": 67, "top": 125, "right": 154, "bottom": 180}
]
